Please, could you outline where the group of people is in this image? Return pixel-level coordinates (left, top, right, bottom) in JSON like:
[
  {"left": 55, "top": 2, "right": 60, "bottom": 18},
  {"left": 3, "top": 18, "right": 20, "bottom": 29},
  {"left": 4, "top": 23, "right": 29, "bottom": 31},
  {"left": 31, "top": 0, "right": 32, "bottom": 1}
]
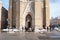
[
  {"left": 22, "top": 26, "right": 34, "bottom": 32},
  {"left": 19, "top": 24, "right": 56, "bottom": 32},
  {"left": 46, "top": 25, "right": 55, "bottom": 32}
]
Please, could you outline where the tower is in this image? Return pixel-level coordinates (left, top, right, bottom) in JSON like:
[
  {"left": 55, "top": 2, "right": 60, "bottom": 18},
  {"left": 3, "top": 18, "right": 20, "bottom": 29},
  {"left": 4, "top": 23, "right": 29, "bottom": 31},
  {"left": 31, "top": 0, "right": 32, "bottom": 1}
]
[{"left": 8, "top": 0, "right": 50, "bottom": 31}]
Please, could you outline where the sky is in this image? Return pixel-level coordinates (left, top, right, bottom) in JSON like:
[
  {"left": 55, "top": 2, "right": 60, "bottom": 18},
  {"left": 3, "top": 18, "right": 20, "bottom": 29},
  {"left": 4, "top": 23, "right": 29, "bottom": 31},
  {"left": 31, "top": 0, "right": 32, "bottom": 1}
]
[
  {"left": 50, "top": 0, "right": 60, "bottom": 18},
  {"left": 1, "top": 0, "right": 60, "bottom": 18}
]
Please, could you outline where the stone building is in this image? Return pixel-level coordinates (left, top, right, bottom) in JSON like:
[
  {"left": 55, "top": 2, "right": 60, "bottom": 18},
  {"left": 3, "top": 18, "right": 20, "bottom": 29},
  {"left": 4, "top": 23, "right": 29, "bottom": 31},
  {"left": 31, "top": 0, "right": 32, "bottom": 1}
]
[
  {"left": 0, "top": 2, "right": 2, "bottom": 29},
  {"left": 50, "top": 17, "right": 60, "bottom": 25},
  {"left": 8, "top": 0, "right": 50, "bottom": 31},
  {"left": 0, "top": 2, "right": 8, "bottom": 29}
]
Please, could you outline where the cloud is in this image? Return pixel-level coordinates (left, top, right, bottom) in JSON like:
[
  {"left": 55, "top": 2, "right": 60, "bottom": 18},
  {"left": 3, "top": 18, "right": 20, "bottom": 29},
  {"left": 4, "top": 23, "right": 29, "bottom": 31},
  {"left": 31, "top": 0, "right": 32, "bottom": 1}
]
[
  {"left": 1, "top": 0, "right": 60, "bottom": 18},
  {"left": 50, "top": 0, "right": 60, "bottom": 18}
]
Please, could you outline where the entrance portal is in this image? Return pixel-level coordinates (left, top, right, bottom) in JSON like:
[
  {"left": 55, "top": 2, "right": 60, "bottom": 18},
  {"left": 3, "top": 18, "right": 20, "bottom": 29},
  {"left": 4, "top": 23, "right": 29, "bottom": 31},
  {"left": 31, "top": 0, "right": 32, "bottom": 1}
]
[
  {"left": 28, "top": 22, "right": 31, "bottom": 28},
  {"left": 25, "top": 14, "right": 32, "bottom": 32}
]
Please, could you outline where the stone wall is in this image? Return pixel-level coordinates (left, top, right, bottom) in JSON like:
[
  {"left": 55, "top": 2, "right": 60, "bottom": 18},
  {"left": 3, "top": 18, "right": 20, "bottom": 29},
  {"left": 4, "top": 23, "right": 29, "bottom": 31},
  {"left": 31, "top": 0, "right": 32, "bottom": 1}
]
[
  {"left": 8, "top": 0, "right": 50, "bottom": 29},
  {"left": 0, "top": 2, "right": 2, "bottom": 29},
  {"left": 1, "top": 7, "right": 8, "bottom": 29}
]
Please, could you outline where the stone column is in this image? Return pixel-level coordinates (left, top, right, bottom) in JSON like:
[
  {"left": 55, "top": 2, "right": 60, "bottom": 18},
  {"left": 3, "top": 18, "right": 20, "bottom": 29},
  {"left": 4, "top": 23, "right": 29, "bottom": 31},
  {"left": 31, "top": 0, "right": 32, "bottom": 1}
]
[
  {"left": 8, "top": 0, "right": 13, "bottom": 28},
  {"left": 12, "top": 0, "right": 16, "bottom": 27},
  {"left": 43, "top": 0, "right": 46, "bottom": 29},
  {"left": 45, "top": 0, "right": 50, "bottom": 27},
  {"left": 16, "top": 0, "right": 20, "bottom": 29},
  {"left": 43, "top": 0, "right": 50, "bottom": 29},
  {"left": 8, "top": 0, "right": 17, "bottom": 28},
  {"left": 35, "top": 0, "right": 43, "bottom": 29}
]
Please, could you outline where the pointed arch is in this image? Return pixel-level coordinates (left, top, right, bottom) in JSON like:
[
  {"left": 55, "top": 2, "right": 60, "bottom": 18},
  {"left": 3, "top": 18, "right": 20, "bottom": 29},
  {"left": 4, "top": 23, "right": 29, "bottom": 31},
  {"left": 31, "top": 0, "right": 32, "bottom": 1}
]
[
  {"left": 25, "top": 14, "right": 32, "bottom": 31},
  {"left": 26, "top": 14, "right": 32, "bottom": 22}
]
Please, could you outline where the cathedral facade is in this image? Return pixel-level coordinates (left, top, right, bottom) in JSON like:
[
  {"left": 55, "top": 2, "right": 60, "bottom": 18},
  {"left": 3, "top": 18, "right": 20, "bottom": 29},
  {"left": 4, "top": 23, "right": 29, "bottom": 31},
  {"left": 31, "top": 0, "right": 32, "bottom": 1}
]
[{"left": 8, "top": 0, "right": 50, "bottom": 31}]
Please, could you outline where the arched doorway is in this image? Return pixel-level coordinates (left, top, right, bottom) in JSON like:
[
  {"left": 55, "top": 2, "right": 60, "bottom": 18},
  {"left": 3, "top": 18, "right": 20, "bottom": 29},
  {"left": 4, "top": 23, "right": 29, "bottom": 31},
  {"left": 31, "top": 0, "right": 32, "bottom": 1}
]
[{"left": 25, "top": 14, "right": 32, "bottom": 31}]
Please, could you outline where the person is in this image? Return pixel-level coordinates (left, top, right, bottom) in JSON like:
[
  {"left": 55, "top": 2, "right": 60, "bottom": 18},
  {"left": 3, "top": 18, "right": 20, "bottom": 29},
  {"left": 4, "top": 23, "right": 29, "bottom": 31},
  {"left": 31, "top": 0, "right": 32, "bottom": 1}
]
[
  {"left": 22, "top": 27, "right": 24, "bottom": 32},
  {"left": 47, "top": 27, "right": 49, "bottom": 32},
  {"left": 43, "top": 25, "right": 46, "bottom": 29},
  {"left": 25, "top": 26, "right": 27, "bottom": 32},
  {"left": 50, "top": 25, "right": 51, "bottom": 32}
]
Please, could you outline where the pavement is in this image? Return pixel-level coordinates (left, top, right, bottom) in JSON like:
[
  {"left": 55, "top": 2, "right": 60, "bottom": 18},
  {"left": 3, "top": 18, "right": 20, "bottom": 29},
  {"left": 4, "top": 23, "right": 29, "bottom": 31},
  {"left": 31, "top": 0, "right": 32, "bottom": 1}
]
[{"left": 0, "top": 30, "right": 60, "bottom": 40}]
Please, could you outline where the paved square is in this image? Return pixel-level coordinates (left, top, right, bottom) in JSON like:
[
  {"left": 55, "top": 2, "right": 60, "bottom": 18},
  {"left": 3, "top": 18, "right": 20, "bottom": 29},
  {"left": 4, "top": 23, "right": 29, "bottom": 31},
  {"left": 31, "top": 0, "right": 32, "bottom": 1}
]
[{"left": 0, "top": 31, "right": 60, "bottom": 40}]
